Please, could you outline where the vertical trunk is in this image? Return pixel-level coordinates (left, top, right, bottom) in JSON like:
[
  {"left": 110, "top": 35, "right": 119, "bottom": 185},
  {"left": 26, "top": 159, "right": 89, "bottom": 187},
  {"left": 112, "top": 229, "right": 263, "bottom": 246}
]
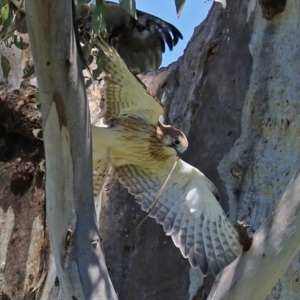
[{"left": 25, "top": 0, "right": 117, "bottom": 298}]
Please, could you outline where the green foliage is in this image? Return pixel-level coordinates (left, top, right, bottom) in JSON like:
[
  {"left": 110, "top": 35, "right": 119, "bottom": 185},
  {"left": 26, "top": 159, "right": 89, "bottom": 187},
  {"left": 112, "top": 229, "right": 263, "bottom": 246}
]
[
  {"left": 92, "top": 1, "right": 106, "bottom": 37},
  {"left": 86, "top": 0, "right": 136, "bottom": 79},
  {"left": 13, "top": 34, "right": 29, "bottom": 49},
  {"left": 4, "top": 34, "right": 29, "bottom": 49},
  {"left": 0, "top": 0, "right": 27, "bottom": 42},
  {"left": 0, "top": 0, "right": 188, "bottom": 86},
  {"left": 75, "top": 0, "right": 108, "bottom": 86},
  {"left": 23, "top": 65, "right": 35, "bottom": 79},
  {"left": 119, "top": 0, "right": 136, "bottom": 18},
  {"left": 174, "top": 0, "right": 186, "bottom": 17},
  {"left": 1, "top": 3, "right": 9, "bottom": 21},
  {"left": 85, "top": 78, "right": 93, "bottom": 89},
  {"left": 0, "top": 0, "right": 136, "bottom": 85},
  {"left": 0, "top": 2, "right": 14, "bottom": 41},
  {"left": 0, "top": 0, "right": 8, "bottom": 6},
  {"left": 0, "top": 0, "right": 30, "bottom": 78},
  {"left": 1, "top": 54, "right": 10, "bottom": 81}
]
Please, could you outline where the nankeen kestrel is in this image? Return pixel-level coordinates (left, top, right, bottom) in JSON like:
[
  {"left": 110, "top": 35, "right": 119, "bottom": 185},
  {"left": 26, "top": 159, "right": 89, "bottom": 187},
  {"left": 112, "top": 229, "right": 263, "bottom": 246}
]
[{"left": 92, "top": 40, "right": 241, "bottom": 276}]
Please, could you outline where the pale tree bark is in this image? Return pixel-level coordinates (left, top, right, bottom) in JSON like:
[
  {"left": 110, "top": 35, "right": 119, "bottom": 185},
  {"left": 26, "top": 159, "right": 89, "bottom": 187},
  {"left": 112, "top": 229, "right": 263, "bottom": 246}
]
[
  {"left": 1, "top": 0, "right": 300, "bottom": 299},
  {"left": 24, "top": 0, "right": 117, "bottom": 299},
  {"left": 208, "top": 167, "right": 300, "bottom": 299}
]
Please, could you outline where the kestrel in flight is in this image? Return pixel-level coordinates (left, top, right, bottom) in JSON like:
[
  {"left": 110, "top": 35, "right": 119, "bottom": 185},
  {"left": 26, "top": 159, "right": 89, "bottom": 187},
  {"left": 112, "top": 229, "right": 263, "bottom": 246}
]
[{"left": 92, "top": 40, "right": 241, "bottom": 276}]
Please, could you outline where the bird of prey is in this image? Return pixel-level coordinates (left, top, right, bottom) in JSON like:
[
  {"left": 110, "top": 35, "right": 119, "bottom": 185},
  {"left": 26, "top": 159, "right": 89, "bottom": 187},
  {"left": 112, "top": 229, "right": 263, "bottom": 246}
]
[
  {"left": 92, "top": 40, "right": 241, "bottom": 276},
  {"left": 78, "top": 1, "right": 183, "bottom": 72}
]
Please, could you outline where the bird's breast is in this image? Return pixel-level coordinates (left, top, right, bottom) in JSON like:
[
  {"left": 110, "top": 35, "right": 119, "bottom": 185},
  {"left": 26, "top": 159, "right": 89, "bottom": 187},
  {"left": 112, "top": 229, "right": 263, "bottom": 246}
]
[{"left": 107, "top": 120, "right": 175, "bottom": 167}]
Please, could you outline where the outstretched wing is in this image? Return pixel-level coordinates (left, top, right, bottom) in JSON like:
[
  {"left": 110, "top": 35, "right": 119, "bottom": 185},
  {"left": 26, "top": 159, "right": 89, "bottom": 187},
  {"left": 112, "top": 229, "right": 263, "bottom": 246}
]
[
  {"left": 114, "top": 9, "right": 183, "bottom": 72},
  {"left": 104, "top": 3, "right": 183, "bottom": 52},
  {"left": 136, "top": 10, "right": 183, "bottom": 52},
  {"left": 96, "top": 39, "right": 165, "bottom": 125},
  {"left": 93, "top": 159, "right": 112, "bottom": 197},
  {"left": 104, "top": 2, "right": 183, "bottom": 72},
  {"left": 116, "top": 159, "right": 241, "bottom": 276}
]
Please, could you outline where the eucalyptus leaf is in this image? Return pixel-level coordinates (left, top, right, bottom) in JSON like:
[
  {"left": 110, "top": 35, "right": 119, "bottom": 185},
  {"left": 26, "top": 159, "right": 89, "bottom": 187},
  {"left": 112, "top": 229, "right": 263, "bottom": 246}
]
[
  {"left": 82, "top": 41, "right": 94, "bottom": 61},
  {"left": 174, "top": 0, "right": 185, "bottom": 17},
  {"left": 13, "top": 34, "right": 29, "bottom": 49},
  {"left": 11, "top": 0, "right": 26, "bottom": 13},
  {"left": 0, "top": 0, "right": 9, "bottom": 8},
  {"left": 1, "top": 54, "right": 10, "bottom": 81},
  {"left": 0, "top": 4, "right": 14, "bottom": 36},
  {"left": 3, "top": 34, "right": 14, "bottom": 47},
  {"left": 23, "top": 64, "right": 35, "bottom": 79},
  {"left": 85, "top": 78, "right": 92, "bottom": 89},
  {"left": 35, "top": 91, "right": 40, "bottom": 103},
  {"left": 92, "top": 0, "right": 105, "bottom": 35},
  {"left": 92, "top": 65, "right": 102, "bottom": 80},
  {"left": 87, "top": 54, "right": 94, "bottom": 65},
  {"left": 1, "top": 4, "right": 9, "bottom": 22},
  {"left": 119, "top": 0, "right": 136, "bottom": 18}
]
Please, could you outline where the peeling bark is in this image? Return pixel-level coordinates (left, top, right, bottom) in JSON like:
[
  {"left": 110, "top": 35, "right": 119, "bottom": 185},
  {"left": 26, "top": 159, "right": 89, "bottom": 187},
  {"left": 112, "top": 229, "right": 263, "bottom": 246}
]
[{"left": 24, "top": 0, "right": 117, "bottom": 298}]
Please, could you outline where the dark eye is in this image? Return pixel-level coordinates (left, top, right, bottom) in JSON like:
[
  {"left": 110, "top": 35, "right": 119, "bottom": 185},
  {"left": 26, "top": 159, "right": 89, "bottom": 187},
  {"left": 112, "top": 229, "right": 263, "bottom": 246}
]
[
  {"left": 174, "top": 139, "right": 180, "bottom": 145},
  {"left": 136, "top": 23, "right": 146, "bottom": 31}
]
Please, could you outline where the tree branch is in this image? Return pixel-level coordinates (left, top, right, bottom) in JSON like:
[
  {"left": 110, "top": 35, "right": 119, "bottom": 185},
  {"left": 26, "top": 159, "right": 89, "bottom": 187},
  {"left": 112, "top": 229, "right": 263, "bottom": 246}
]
[{"left": 208, "top": 167, "right": 300, "bottom": 300}]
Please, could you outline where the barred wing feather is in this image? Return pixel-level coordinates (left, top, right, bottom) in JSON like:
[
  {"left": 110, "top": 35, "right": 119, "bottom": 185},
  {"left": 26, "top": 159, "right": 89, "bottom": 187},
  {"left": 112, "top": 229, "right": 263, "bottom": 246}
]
[
  {"left": 97, "top": 39, "right": 165, "bottom": 125},
  {"left": 116, "top": 159, "right": 241, "bottom": 276}
]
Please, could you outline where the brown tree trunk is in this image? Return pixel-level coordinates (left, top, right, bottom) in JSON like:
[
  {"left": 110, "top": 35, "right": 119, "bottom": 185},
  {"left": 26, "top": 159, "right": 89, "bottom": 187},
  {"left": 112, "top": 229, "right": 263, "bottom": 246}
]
[{"left": 1, "top": 0, "right": 299, "bottom": 299}]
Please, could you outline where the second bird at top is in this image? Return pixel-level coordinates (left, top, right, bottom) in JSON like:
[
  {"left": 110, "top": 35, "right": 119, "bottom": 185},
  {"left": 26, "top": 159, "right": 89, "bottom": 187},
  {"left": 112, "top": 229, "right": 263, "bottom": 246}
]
[{"left": 84, "top": 1, "right": 183, "bottom": 72}]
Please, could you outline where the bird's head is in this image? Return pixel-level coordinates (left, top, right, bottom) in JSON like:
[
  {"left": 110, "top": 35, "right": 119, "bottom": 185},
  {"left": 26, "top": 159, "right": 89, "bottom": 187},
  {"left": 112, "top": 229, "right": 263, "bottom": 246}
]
[
  {"left": 157, "top": 122, "right": 188, "bottom": 154},
  {"left": 134, "top": 16, "right": 155, "bottom": 39}
]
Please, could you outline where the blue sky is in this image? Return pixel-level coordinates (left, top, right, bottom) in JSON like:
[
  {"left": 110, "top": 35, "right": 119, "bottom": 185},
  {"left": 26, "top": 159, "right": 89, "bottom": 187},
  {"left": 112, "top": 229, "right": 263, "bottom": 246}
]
[{"left": 135, "top": 1, "right": 212, "bottom": 67}]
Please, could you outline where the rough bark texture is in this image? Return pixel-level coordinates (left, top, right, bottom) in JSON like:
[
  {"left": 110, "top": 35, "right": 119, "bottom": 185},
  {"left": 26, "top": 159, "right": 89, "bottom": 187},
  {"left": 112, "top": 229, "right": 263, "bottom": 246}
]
[
  {"left": 207, "top": 168, "right": 300, "bottom": 300},
  {"left": 1, "top": 0, "right": 300, "bottom": 299},
  {"left": 0, "top": 84, "right": 48, "bottom": 300}
]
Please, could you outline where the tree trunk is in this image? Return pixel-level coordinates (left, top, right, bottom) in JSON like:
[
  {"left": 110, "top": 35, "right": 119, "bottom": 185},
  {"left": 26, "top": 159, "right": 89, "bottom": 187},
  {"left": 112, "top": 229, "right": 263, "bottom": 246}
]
[
  {"left": 1, "top": 0, "right": 300, "bottom": 299},
  {"left": 207, "top": 167, "right": 300, "bottom": 299},
  {"left": 25, "top": 0, "right": 117, "bottom": 298}
]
